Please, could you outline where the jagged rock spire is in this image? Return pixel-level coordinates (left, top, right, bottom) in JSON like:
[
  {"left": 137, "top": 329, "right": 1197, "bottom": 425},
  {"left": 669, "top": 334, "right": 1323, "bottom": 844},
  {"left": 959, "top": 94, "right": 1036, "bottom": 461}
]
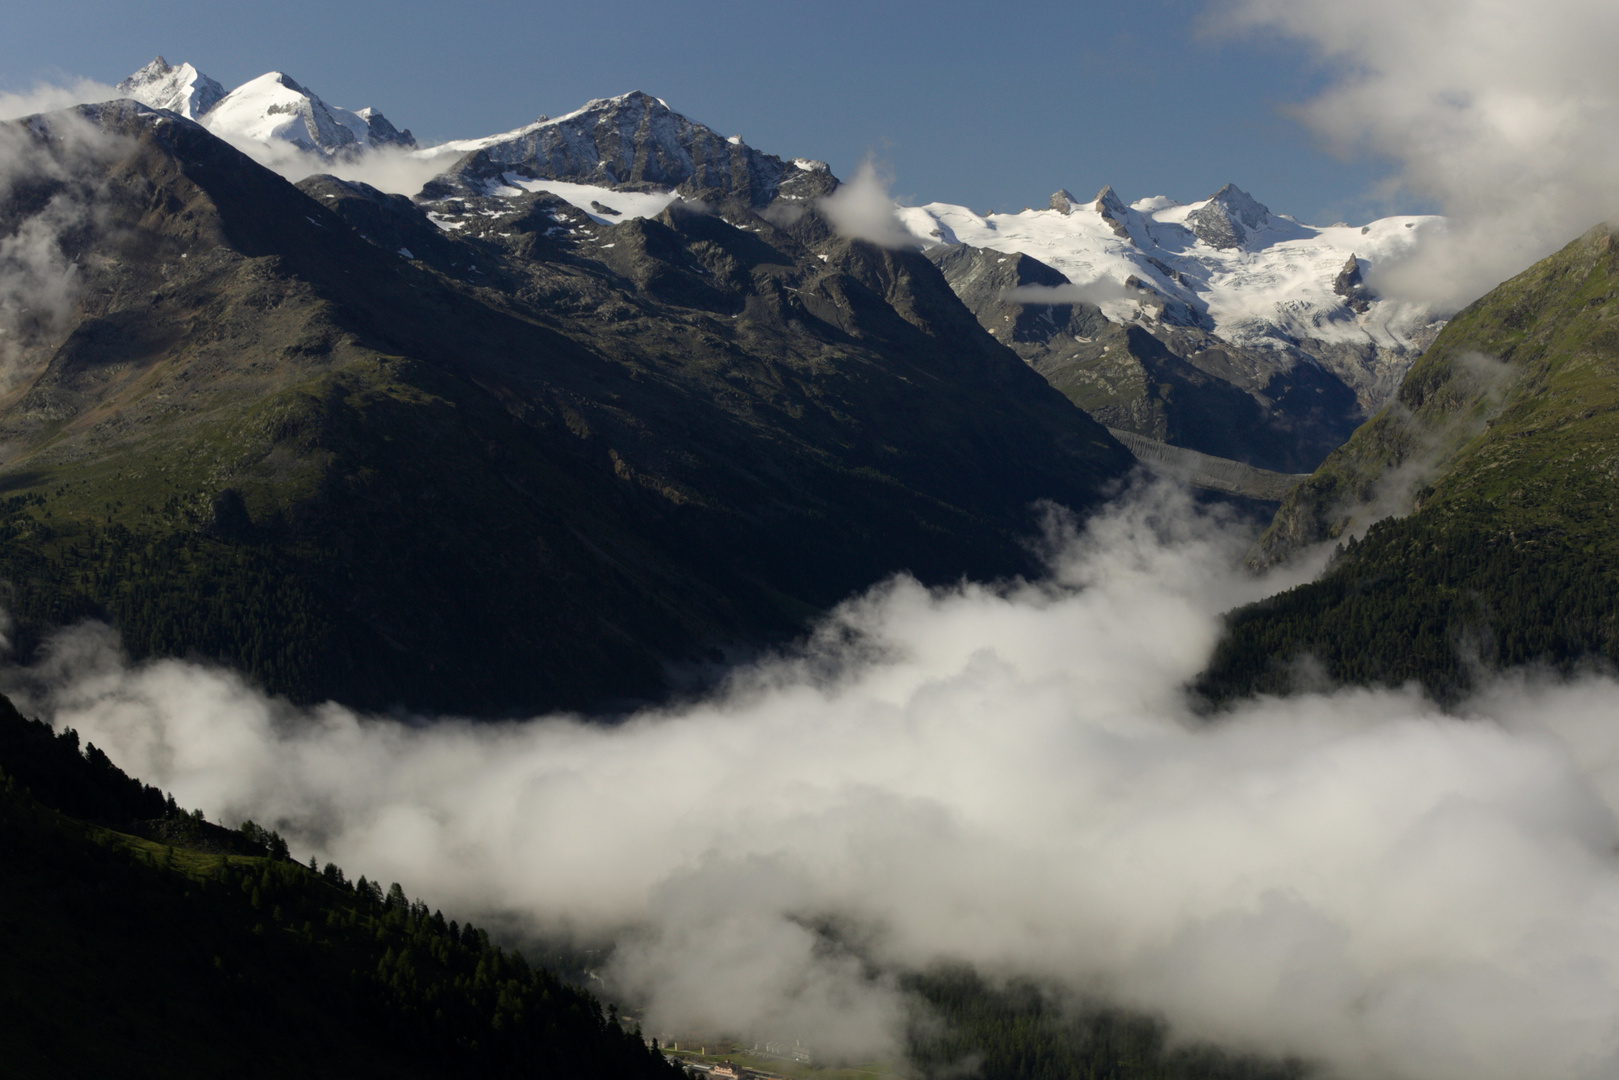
[
  {"left": 1333, "top": 253, "right": 1374, "bottom": 312},
  {"left": 1185, "top": 184, "right": 1270, "bottom": 250},
  {"left": 1093, "top": 186, "right": 1131, "bottom": 240},
  {"left": 116, "top": 56, "right": 225, "bottom": 120}
]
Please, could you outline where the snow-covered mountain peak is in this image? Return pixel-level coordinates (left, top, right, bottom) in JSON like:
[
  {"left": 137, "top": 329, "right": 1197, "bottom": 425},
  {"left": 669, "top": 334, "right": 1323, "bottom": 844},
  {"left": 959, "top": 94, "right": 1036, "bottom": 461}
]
[
  {"left": 894, "top": 186, "right": 1445, "bottom": 409},
  {"left": 214, "top": 71, "right": 414, "bottom": 156},
  {"left": 116, "top": 61, "right": 416, "bottom": 158},
  {"left": 201, "top": 72, "right": 359, "bottom": 155},
  {"left": 116, "top": 56, "right": 224, "bottom": 120},
  {"left": 420, "top": 89, "right": 793, "bottom": 207},
  {"left": 1092, "top": 185, "right": 1133, "bottom": 239},
  {"left": 1049, "top": 189, "right": 1079, "bottom": 214},
  {"left": 1208, "top": 183, "right": 1270, "bottom": 227},
  {"left": 567, "top": 90, "right": 668, "bottom": 118},
  {"left": 1094, "top": 185, "right": 1130, "bottom": 217}
]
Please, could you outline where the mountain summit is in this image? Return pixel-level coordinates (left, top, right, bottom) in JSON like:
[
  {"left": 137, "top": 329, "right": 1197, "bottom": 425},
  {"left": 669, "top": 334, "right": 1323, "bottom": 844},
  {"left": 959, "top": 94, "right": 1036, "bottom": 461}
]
[
  {"left": 116, "top": 59, "right": 415, "bottom": 156},
  {"left": 115, "top": 56, "right": 224, "bottom": 120},
  {"left": 202, "top": 71, "right": 415, "bottom": 155},
  {"left": 426, "top": 90, "right": 795, "bottom": 207},
  {"left": 1184, "top": 183, "right": 1272, "bottom": 250}
]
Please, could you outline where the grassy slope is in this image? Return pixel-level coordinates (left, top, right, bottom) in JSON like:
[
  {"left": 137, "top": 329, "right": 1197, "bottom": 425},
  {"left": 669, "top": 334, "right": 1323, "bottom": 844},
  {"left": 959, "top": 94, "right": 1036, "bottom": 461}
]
[{"left": 1201, "top": 225, "right": 1619, "bottom": 703}]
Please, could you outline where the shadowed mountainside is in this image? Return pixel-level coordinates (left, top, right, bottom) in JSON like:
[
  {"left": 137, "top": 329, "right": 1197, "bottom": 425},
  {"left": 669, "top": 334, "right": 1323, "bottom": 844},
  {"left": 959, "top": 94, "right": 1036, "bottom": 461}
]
[{"left": 0, "top": 102, "right": 1131, "bottom": 715}]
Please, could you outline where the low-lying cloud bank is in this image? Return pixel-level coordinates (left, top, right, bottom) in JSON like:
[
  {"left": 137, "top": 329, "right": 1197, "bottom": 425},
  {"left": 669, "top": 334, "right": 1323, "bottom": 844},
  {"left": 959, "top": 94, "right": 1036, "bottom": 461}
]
[
  {"left": 1222, "top": 0, "right": 1619, "bottom": 310},
  {"left": 9, "top": 479, "right": 1619, "bottom": 1079},
  {"left": 211, "top": 132, "right": 458, "bottom": 199},
  {"left": 1005, "top": 279, "right": 1146, "bottom": 308},
  {"left": 0, "top": 78, "right": 120, "bottom": 122}
]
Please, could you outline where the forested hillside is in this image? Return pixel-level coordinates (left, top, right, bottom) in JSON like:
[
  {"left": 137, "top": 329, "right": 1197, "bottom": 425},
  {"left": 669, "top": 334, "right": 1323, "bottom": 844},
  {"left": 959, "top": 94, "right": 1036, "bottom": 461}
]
[
  {"left": 0, "top": 692, "right": 681, "bottom": 1079},
  {"left": 1200, "top": 224, "right": 1619, "bottom": 704}
]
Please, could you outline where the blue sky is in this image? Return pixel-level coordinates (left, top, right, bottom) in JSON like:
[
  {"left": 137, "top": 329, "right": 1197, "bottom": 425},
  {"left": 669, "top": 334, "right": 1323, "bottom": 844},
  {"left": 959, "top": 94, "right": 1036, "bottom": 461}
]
[{"left": 4, "top": 0, "right": 1414, "bottom": 224}]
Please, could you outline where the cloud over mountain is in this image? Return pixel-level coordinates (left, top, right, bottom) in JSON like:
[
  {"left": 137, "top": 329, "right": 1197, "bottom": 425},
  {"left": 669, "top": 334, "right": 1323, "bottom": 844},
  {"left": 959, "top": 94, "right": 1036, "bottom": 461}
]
[
  {"left": 819, "top": 158, "right": 919, "bottom": 250},
  {"left": 1223, "top": 0, "right": 1619, "bottom": 308}
]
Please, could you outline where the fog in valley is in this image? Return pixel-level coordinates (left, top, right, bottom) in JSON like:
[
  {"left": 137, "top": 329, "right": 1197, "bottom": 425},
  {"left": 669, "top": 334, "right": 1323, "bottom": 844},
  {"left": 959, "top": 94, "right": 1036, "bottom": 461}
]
[{"left": 9, "top": 478, "right": 1619, "bottom": 1080}]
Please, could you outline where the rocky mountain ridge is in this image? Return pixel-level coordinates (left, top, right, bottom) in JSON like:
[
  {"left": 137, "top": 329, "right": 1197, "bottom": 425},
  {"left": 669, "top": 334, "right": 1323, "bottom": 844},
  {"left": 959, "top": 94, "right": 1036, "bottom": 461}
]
[
  {"left": 898, "top": 184, "right": 1445, "bottom": 413},
  {"left": 925, "top": 240, "right": 1364, "bottom": 475},
  {"left": 109, "top": 59, "right": 1446, "bottom": 480},
  {"left": 906, "top": 184, "right": 1448, "bottom": 476},
  {"left": 422, "top": 91, "right": 802, "bottom": 208},
  {"left": 115, "top": 57, "right": 224, "bottom": 120}
]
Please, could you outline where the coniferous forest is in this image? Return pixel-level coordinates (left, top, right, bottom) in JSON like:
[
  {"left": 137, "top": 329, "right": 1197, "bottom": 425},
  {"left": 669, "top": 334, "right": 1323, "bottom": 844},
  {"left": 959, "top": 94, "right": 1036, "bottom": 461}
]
[{"left": 0, "top": 695, "right": 681, "bottom": 1080}]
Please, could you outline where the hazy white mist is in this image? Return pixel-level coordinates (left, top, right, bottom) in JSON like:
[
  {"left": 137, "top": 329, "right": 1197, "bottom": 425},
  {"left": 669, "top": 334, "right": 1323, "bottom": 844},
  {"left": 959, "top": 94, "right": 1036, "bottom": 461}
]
[
  {"left": 0, "top": 78, "right": 120, "bottom": 122},
  {"left": 9, "top": 479, "right": 1619, "bottom": 1080},
  {"left": 210, "top": 133, "right": 459, "bottom": 198},
  {"left": 1005, "top": 280, "right": 1144, "bottom": 308},
  {"left": 1223, "top": 0, "right": 1619, "bottom": 309},
  {"left": 0, "top": 111, "right": 123, "bottom": 383}
]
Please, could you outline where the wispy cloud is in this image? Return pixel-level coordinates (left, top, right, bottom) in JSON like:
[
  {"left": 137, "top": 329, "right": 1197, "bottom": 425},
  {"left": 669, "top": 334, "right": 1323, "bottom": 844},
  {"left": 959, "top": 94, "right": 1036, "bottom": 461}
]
[
  {"left": 1005, "top": 280, "right": 1142, "bottom": 307},
  {"left": 210, "top": 132, "right": 461, "bottom": 198},
  {"left": 0, "top": 78, "right": 120, "bottom": 122},
  {"left": 0, "top": 109, "right": 126, "bottom": 384}
]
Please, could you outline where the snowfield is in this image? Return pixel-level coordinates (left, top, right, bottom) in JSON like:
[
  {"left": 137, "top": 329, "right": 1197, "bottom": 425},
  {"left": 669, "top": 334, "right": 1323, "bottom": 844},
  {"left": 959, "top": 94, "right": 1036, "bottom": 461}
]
[
  {"left": 895, "top": 189, "right": 1443, "bottom": 357},
  {"left": 487, "top": 176, "right": 681, "bottom": 223}
]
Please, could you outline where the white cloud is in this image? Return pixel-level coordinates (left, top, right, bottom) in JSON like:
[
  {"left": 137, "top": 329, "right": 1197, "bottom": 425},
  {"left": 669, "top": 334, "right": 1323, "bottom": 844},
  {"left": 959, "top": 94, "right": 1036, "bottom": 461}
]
[
  {"left": 0, "top": 78, "right": 120, "bottom": 122},
  {"left": 0, "top": 109, "right": 127, "bottom": 384},
  {"left": 11, "top": 479, "right": 1619, "bottom": 1077},
  {"left": 818, "top": 158, "right": 919, "bottom": 250},
  {"left": 206, "top": 131, "right": 460, "bottom": 198},
  {"left": 1005, "top": 279, "right": 1142, "bottom": 307},
  {"left": 1220, "top": 0, "right": 1619, "bottom": 309}
]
